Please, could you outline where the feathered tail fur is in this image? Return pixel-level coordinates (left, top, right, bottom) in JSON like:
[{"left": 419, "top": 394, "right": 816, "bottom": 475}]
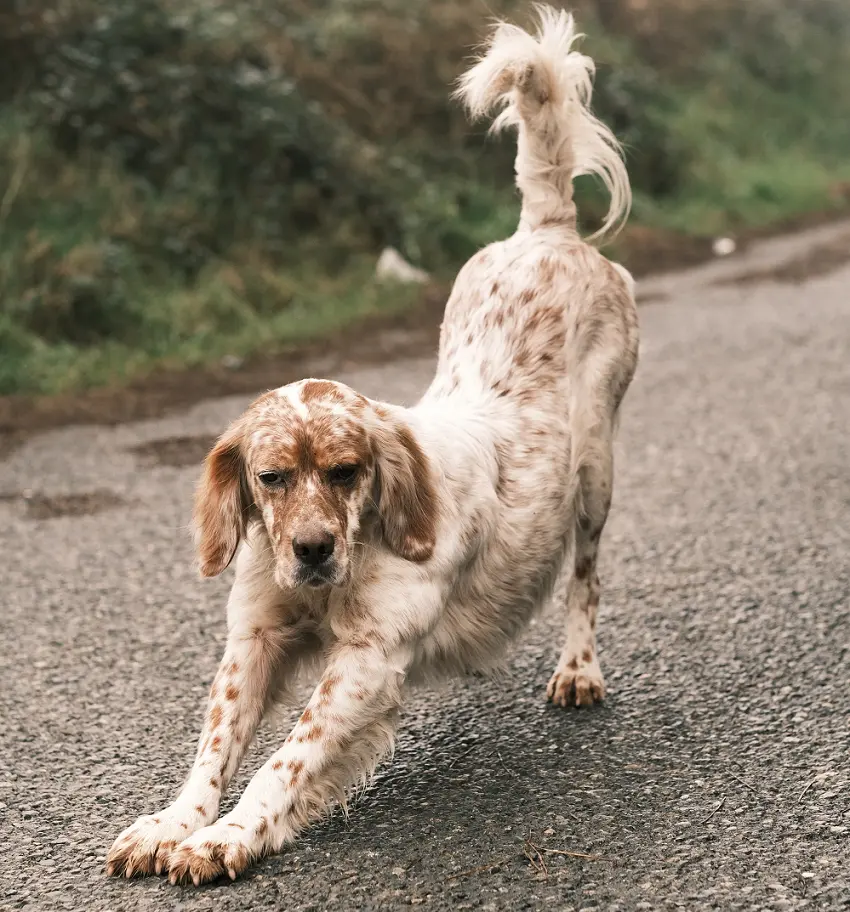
[{"left": 455, "top": 5, "right": 630, "bottom": 239}]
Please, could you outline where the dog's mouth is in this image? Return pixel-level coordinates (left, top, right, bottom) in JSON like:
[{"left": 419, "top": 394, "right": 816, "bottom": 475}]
[
  {"left": 295, "top": 563, "right": 343, "bottom": 589},
  {"left": 278, "top": 552, "right": 350, "bottom": 592},
  {"left": 303, "top": 573, "right": 331, "bottom": 589}
]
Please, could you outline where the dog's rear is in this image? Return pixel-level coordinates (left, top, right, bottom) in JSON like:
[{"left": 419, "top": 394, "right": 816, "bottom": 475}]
[
  {"left": 443, "top": 7, "right": 640, "bottom": 705},
  {"left": 447, "top": 5, "right": 639, "bottom": 480}
]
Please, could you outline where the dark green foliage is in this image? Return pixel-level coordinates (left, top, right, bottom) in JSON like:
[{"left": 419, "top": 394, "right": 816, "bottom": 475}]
[{"left": 34, "top": 1, "right": 400, "bottom": 264}]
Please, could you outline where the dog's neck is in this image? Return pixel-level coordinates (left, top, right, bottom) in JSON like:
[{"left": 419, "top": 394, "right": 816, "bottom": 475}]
[{"left": 406, "top": 396, "right": 499, "bottom": 497}]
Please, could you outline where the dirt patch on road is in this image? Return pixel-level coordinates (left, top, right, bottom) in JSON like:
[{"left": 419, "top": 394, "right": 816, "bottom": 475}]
[
  {"left": 129, "top": 434, "right": 216, "bottom": 468},
  {"left": 713, "top": 231, "right": 850, "bottom": 287},
  {"left": 0, "top": 489, "right": 129, "bottom": 519},
  {"left": 635, "top": 290, "right": 671, "bottom": 306},
  {"left": 0, "top": 431, "right": 27, "bottom": 462}
]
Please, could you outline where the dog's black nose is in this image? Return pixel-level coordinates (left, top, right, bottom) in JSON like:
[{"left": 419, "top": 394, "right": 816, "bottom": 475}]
[{"left": 292, "top": 533, "right": 335, "bottom": 567}]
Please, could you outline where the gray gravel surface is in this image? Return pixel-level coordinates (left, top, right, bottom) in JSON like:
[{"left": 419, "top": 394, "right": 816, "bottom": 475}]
[{"left": 2, "top": 222, "right": 849, "bottom": 911}]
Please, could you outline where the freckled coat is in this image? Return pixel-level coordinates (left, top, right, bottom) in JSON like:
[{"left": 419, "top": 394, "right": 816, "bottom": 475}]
[
  {"left": 341, "top": 231, "right": 638, "bottom": 681},
  {"left": 106, "top": 7, "right": 639, "bottom": 886}
]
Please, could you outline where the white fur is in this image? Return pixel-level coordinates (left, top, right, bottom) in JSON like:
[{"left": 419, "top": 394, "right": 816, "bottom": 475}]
[{"left": 107, "top": 5, "right": 639, "bottom": 886}]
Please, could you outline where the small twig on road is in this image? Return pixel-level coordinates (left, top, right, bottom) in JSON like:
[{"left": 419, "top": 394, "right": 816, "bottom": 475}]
[
  {"left": 445, "top": 855, "right": 515, "bottom": 881},
  {"left": 728, "top": 771, "right": 761, "bottom": 795},
  {"left": 798, "top": 778, "right": 817, "bottom": 802},
  {"left": 535, "top": 845, "right": 616, "bottom": 862},
  {"left": 523, "top": 843, "right": 544, "bottom": 877},
  {"left": 497, "top": 751, "right": 517, "bottom": 778},
  {"left": 524, "top": 840, "right": 549, "bottom": 878},
  {"left": 447, "top": 743, "right": 479, "bottom": 769},
  {"left": 447, "top": 744, "right": 517, "bottom": 778},
  {"left": 445, "top": 839, "right": 614, "bottom": 883},
  {"left": 533, "top": 847, "right": 549, "bottom": 878},
  {"left": 700, "top": 796, "right": 726, "bottom": 824}
]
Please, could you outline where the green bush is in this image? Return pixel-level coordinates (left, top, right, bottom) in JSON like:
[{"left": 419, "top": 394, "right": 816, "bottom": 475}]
[{"left": 34, "top": 1, "right": 401, "bottom": 266}]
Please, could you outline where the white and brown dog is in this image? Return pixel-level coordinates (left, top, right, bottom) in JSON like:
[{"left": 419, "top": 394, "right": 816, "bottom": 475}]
[{"left": 107, "top": 6, "right": 639, "bottom": 885}]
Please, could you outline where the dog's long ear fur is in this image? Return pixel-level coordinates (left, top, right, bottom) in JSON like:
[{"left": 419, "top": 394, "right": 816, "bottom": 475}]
[
  {"left": 194, "top": 420, "right": 251, "bottom": 577},
  {"left": 371, "top": 406, "right": 438, "bottom": 563}
]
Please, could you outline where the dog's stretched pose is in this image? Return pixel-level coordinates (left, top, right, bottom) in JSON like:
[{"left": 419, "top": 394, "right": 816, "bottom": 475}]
[{"left": 107, "top": 6, "right": 638, "bottom": 886}]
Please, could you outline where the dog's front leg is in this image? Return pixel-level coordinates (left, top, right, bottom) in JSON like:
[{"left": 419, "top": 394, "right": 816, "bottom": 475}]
[
  {"left": 105, "top": 622, "right": 298, "bottom": 878},
  {"left": 166, "top": 641, "right": 408, "bottom": 885},
  {"left": 106, "top": 545, "right": 305, "bottom": 878}
]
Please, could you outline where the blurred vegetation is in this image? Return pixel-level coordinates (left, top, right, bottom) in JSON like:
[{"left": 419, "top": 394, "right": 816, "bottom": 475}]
[{"left": 1, "top": 0, "right": 850, "bottom": 394}]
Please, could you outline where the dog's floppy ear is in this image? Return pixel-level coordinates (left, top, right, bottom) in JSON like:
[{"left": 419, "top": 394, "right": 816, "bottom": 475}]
[
  {"left": 194, "top": 419, "right": 251, "bottom": 577},
  {"left": 371, "top": 405, "right": 438, "bottom": 562}
]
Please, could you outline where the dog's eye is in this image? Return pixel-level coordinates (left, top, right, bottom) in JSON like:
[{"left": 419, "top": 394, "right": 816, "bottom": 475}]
[
  {"left": 328, "top": 464, "right": 359, "bottom": 486},
  {"left": 257, "top": 470, "right": 289, "bottom": 488}
]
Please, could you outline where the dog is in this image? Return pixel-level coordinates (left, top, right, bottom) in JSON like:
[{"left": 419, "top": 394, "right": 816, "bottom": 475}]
[{"left": 106, "top": 6, "right": 639, "bottom": 885}]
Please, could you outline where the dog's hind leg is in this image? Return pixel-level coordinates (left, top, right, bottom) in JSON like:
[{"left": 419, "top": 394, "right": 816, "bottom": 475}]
[
  {"left": 546, "top": 424, "right": 614, "bottom": 707},
  {"left": 546, "top": 262, "right": 638, "bottom": 708}
]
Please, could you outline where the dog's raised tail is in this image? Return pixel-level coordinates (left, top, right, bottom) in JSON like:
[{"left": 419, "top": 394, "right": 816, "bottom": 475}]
[{"left": 455, "top": 5, "right": 630, "bottom": 239}]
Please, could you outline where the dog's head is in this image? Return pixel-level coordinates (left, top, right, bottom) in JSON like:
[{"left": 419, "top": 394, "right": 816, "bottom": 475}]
[{"left": 193, "top": 379, "right": 437, "bottom": 590}]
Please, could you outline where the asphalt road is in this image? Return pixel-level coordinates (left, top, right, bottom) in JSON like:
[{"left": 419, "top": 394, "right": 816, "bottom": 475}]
[{"left": 2, "top": 222, "right": 849, "bottom": 911}]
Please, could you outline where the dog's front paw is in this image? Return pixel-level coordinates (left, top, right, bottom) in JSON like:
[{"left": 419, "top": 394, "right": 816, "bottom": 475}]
[
  {"left": 166, "top": 817, "right": 261, "bottom": 886},
  {"left": 547, "top": 653, "right": 605, "bottom": 708},
  {"left": 106, "top": 807, "right": 201, "bottom": 878}
]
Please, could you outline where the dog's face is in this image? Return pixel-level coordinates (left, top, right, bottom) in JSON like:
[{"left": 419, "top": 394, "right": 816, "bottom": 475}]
[
  {"left": 194, "top": 380, "right": 437, "bottom": 591},
  {"left": 242, "top": 380, "right": 374, "bottom": 589}
]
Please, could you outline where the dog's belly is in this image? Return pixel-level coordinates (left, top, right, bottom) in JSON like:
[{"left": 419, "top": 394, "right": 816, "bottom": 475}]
[
  {"left": 416, "top": 534, "right": 570, "bottom": 679},
  {"left": 409, "top": 378, "right": 576, "bottom": 681},
  {"left": 415, "top": 447, "right": 574, "bottom": 679}
]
